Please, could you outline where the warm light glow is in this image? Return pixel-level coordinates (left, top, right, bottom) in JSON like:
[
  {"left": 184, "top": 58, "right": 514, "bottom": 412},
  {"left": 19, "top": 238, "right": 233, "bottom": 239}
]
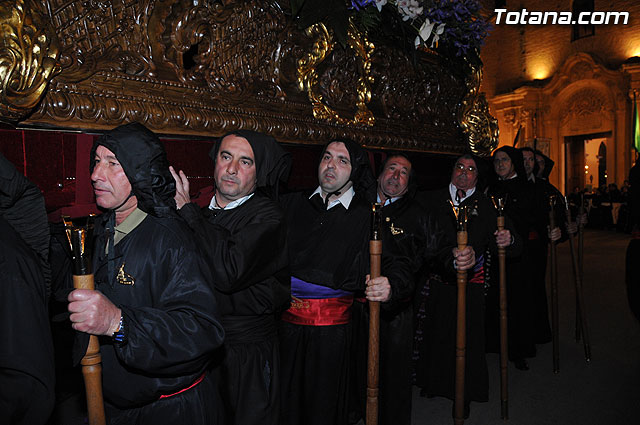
[
  {"left": 530, "top": 65, "right": 550, "bottom": 80},
  {"left": 585, "top": 171, "right": 588, "bottom": 174},
  {"left": 527, "top": 55, "right": 551, "bottom": 80},
  {"left": 584, "top": 165, "right": 589, "bottom": 169}
]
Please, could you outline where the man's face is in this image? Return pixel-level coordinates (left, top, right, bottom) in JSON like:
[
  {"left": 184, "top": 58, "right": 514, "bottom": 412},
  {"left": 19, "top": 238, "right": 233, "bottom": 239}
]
[
  {"left": 91, "top": 145, "right": 136, "bottom": 212},
  {"left": 493, "top": 151, "right": 515, "bottom": 180},
  {"left": 535, "top": 154, "right": 545, "bottom": 177},
  {"left": 378, "top": 156, "right": 411, "bottom": 200},
  {"left": 318, "top": 142, "right": 352, "bottom": 194},
  {"left": 522, "top": 150, "right": 535, "bottom": 177},
  {"left": 214, "top": 135, "right": 257, "bottom": 207},
  {"left": 451, "top": 157, "right": 478, "bottom": 191}
]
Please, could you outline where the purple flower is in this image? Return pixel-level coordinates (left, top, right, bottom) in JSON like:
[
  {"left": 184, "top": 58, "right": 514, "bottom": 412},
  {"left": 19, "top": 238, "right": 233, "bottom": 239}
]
[{"left": 351, "top": 0, "right": 376, "bottom": 10}]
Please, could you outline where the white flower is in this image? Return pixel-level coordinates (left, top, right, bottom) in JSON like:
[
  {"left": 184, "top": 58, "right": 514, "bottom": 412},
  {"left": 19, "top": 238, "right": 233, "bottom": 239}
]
[
  {"left": 415, "top": 18, "right": 435, "bottom": 47},
  {"left": 430, "top": 23, "right": 445, "bottom": 48},
  {"left": 397, "top": 0, "right": 423, "bottom": 21},
  {"left": 375, "top": 0, "right": 387, "bottom": 12}
]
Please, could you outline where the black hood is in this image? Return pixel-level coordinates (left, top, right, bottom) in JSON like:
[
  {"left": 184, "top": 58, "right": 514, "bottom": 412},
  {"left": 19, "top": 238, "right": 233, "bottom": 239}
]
[
  {"left": 535, "top": 150, "right": 554, "bottom": 179},
  {"left": 321, "top": 139, "right": 375, "bottom": 196},
  {"left": 90, "top": 122, "right": 177, "bottom": 217},
  {"left": 209, "top": 130, "right": 291, "bottom": 199},
  {"left": 493, "top": 146, "right": 527, "bottom": 183}
]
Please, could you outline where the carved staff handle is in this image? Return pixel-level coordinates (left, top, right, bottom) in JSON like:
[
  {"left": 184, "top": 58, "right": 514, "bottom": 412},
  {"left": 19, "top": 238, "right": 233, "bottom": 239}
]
[
  {"left": 366, "top": 204, "right": 382, "bottom": 425},
  {"left": 64, "top": 219, "right": 106, "bottom": 425}
]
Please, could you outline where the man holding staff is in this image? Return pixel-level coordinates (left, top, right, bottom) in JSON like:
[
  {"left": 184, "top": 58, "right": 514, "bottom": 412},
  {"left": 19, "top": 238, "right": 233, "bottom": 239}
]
[
  {"left": 415, "top": 153, "right": 518, "bottom": 418},
  {"left": 170, "top": 130, "right": 291, "bottom": 425},
  {"left": 278, "top": 140, "right": 411, "bottom": 425},
  {"left": 67, "top": 123, "right": 224, "bottom": 425}
]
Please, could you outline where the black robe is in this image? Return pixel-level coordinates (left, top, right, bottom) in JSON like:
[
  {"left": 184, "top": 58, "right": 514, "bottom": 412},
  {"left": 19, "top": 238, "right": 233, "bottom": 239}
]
[
  {"left": 83, "top": 214, "right": 225, "bottom": 425},
  {"left": 414, "top": 187, "right": 522, "bottom": 403},
  {"left": 0, "top": 217, "right": 55, "bottom": 425},
  {"left": 279, "top": 189, "right": 412, "bottom": 425},
  {"left": 351, "top": 194, "right": 450, "bottom": 425},
  {"left": 178, "top": 191, "right": 289, "bottom": 425},
  {"left": 486, "top": 177, "right": 537, "bottom": 361}
]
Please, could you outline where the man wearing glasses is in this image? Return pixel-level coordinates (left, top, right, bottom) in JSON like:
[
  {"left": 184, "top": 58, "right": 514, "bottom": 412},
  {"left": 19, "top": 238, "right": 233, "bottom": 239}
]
[{"left": 415, "top": 154, "right": 520, "bottom": 419}]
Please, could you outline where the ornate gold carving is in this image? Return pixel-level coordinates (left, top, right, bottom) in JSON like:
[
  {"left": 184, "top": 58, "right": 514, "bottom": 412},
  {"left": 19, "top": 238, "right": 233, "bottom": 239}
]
[
  {"left": 458, "top": 56, "right": 499, "bottom": 156},
  {"left": 297, "top": 21, "right": 375, "bottom": 127},
  {"left": 0, "top": 0, "right": 61, "bottom": 123}
]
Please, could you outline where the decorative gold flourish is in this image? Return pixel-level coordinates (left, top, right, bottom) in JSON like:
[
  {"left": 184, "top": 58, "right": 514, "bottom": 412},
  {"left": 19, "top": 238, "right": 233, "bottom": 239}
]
[
  {"left": 458, "top": 56, "right": 498, "bottom": 156},
  {"left": 297, "top": 20, "right": 375, "bottom": 126},
  {"left": 385, "top": 216, "right": 404, "bottom": 235},
  {"left": 0, "top": 0, "right": 61, "bottom": 123},
  {"left": 117, "top": 263, "right": 135, "bottom": 286}
]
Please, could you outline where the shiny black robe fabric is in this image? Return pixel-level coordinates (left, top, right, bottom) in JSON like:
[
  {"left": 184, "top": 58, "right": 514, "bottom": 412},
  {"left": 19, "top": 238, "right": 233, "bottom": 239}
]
[
  {"left": 486, "top": 177, "right": 537, "bottom": 360},
  {"left": 279, "top": 190, "right": 413, "bottom": 425},
  {"left": 178, "top": 191, "right": 289, "bottom": 425},
  {"left": 414, "top": 188, "right": 522, "bottom": 403},
  {"left": 81, "top": 213, "right": 224, "bottom": 424},
  {"left": 351, "top": 195, "right": 450, "bottom": 425},
  {"left": 0, "top": 217, "right": 55, "bottom": 425}
]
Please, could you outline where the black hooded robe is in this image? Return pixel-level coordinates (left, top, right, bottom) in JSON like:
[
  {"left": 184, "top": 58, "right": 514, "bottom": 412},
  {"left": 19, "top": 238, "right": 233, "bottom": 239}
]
[
  {"left": 0, "top": 216, "right": 55, "bottom": 425},
  {"left": 350, "top": 194, "right": 450, "bottom": 425},
  {"left": 77, "top": 123, "right": 225, "bottom": 425},
  {"left": 414, "top": 187, "right": 522, "bottom": 405},
  {"left": 178, "top": 193, "right": 289, "bottom": 425},
  {"left": 177, "top": 129, "right": 291, "bottom": 425}
]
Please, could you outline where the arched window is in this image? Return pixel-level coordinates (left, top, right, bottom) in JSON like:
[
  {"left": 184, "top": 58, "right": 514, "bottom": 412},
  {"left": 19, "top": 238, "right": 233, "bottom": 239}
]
[{"left": 572, "top": 0, "right": 595, "bottom": 41}]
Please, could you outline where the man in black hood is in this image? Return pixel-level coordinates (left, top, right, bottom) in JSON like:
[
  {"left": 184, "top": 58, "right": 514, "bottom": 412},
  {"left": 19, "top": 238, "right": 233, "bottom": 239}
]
[
  {"left": 171, "top": 129, "right": 291, "bottom": 425},
  {"left": 278, "top": 140, "right": 414, "bottom": 425},
  {"left": 67, "top": 122, "right": 224, "bottom": 425},
  {"left": 0, "top": 152, "right": 55, "bottom": 425}
]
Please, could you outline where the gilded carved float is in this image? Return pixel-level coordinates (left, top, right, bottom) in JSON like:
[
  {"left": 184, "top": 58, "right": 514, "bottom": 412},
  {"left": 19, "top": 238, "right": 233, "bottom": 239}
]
[{"left": 0, "top": 0, "right": 498, "bottom": 155}]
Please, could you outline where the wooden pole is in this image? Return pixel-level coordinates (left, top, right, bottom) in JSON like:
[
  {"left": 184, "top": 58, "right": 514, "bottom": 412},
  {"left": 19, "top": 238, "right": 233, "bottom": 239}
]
[
  {"left": 548, "top": 197, "right": 560, "bottom": 374},
  {"left": 73, "top": 274, "right": 107, "bottom": 425},
  {"left": 64, "top": 218, "right": 106, "bottom": 425},
  {"left": 575, "top": 194, "right": 585, "bottom": 342},
  {"left": 564, "top": 198, "right": 592, "bottom": 363},
  {"left": 491, "top": 196, "right": 508, "bottom": 420},
  {"left": 497, "top": 215, "right": 509, "bottom": 420},
  {"left": 453, "top": 206, "right": 468, "bottom": 425},
  {"left": 366, "top": 204, "right": 382, "bottom": 425}
]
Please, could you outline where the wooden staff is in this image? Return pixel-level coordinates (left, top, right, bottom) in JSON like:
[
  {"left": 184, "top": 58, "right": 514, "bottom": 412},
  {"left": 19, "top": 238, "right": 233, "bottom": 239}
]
[
  {"left": 452, "top": 204, "right": 469, "bottom": 425},
  {"left": 366, "top": 203, "right": 382, "bottom": 425},
  {"left": 491, "top": 196, "right": 509, "bottom": 419},
  {"left": 548, "top": 196, "right": 560, "bottom": 374},
  {"left": 564, "top": 197, "right": 592, "bottom": 363},
  {"left": 575, "top": 193, "right": 585, "bottom": 342},
  {"left": 64, "top": 216, "right": 106, "bottom": 425}
]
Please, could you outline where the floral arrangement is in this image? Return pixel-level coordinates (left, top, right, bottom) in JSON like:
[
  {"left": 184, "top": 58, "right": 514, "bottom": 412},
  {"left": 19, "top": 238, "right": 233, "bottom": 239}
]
[{"left": 288, "top": 0, "right": 490, "bottom": 57}]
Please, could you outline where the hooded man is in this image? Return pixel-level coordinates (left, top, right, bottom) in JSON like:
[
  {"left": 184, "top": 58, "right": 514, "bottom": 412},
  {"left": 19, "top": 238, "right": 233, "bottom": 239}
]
[
  {"left": 67, "top": 122, "right": 225, "bottom": 425},
  {"left": 415, "top": 153, "right": 520, "bottom": 418},
  {"left": 0, "top": 152, "right": 55, "bottom": 425},
  {"left": 350, "top": 153, "right": 453, "bottom": 425},
  {"left": 278, "top": 140, "right": 419, "bottom": 425},
  {"left": 486, "top": 146, "right": 538, "bottom": 370},
  {"left": 171, "top": 130, "right": 291, "bottom": 425}
]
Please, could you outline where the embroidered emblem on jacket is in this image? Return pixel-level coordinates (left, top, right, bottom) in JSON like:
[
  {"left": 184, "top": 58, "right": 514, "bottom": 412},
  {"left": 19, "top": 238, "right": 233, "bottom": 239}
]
[
  {"left": 385, "top": 217, "right": 404, "bottom": 235},
  {"left": 117, "top": 263, "right": 135, "bottom": 285}
]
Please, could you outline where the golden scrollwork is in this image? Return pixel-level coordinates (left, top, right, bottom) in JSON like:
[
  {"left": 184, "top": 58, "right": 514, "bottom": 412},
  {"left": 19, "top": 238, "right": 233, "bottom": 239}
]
[
  {"left": 458, "top": 55, "right": 499, "bottom": 156},
  {"left": 297, "top": 20, "right": 375, "bottom": 127},
  {"left": 0, "top": 0, "right": 61, "bottom": 123}
]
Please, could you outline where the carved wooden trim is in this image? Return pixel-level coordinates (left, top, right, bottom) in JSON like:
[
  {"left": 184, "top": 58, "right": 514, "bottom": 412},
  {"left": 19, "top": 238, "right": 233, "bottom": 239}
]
[{"left": 0, "top": 0, "right": 497, "bottom": 154}]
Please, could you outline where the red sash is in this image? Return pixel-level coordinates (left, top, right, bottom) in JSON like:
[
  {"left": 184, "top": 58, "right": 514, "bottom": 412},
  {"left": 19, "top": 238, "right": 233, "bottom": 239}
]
[
  {"left": 159, "top": 373, "right": 205, "bottom": 399},
  {"left": 281, "top": 296, "right": 354, "bottom": 326}
]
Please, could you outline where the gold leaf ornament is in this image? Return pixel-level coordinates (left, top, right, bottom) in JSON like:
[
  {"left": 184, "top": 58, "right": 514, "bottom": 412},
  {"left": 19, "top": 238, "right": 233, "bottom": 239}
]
[
  {"left": 0, "top": 0, "right": 61, "bottom": 123},
  {"left": 297, "top": 20, "right": 375, "bottom": 127},
  {"left": 117, "top": 263, "right": 135, "bottom": 286}
]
